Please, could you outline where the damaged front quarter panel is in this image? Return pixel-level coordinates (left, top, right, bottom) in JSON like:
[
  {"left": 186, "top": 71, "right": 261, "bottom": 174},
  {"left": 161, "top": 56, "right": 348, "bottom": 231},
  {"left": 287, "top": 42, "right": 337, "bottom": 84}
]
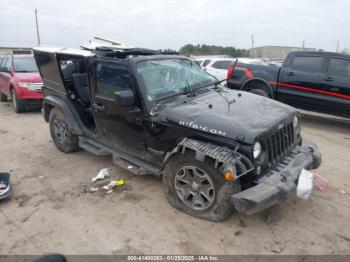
[{"left": 163, "top": 138, "right": 255, "bottom": 179}]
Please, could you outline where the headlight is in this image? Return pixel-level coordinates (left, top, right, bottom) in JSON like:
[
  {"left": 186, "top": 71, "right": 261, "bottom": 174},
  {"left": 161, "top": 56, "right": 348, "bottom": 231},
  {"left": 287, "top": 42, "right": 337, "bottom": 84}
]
[
  {"left": 293, "top": 115, "right": 299, "bottom": 129},
  {"left": 18, "top": 82, "right": 38, "bottom": 90},
  {"left": 253, "top": 141, "right": 262, "bottom": 159}
]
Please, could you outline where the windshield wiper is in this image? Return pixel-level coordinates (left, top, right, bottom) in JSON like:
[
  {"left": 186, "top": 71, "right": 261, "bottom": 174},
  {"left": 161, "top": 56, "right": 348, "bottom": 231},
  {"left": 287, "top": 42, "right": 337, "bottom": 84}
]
[
  {"left": 185, "top": 78, "right": 196, "bottom": 97},
  {"left": 214, "top": 79, "right": 227, "bottom": 86}
]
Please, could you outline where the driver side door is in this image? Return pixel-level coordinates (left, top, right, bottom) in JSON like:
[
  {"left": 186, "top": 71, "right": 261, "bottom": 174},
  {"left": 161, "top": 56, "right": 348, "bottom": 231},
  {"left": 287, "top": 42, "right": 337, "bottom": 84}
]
[{"left": 90, "top": 58, "right": 146, "bottom": 155}]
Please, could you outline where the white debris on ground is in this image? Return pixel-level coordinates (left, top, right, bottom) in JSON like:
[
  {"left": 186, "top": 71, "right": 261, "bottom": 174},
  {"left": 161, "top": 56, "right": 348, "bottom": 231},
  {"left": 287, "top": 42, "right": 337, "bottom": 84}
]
[
  {"left": 91, "top": 168, "right": 109, "bottom": 182},
  {"left": 87, "top": 169, "right": 125, "bottom": 194},
  {"left": 297, "top": 169, "right": 314, "bottom": 200}
]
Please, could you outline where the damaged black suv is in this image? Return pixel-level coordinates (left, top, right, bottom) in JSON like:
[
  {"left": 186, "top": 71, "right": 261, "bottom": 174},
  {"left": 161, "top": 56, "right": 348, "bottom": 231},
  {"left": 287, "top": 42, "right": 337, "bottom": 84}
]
[{"left": 33, "top": 46, "right": 321, "bottom": 221}]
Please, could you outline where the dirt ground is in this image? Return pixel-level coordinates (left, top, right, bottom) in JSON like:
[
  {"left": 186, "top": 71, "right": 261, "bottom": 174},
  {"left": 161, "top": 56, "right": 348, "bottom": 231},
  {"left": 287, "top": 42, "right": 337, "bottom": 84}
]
[{"left": 0, "top": 101, "right": 349, "bottom": 255}]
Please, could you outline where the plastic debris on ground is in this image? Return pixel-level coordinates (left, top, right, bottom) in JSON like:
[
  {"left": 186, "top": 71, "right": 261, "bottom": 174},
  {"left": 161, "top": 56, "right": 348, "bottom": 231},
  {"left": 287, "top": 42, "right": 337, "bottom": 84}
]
[
  {"left": 0, "top": 172, "right": 12, "bottom": 200},
  {"left": 297, "top": 169, "right": 314, "bottom": 200},
  {"left": 85, "top": 168, "right": 126, "bottom": 194},
  {"left": 102, "top": 180, "right": 125, "bottom": 193},
  {"left": 91, "top": 168, "right": 109, "bottom": 182},
  {"left": 313, "top": 173, "right": 328, "bottom": 192},
  {"left": 86, "top": 186, "right": 99, "bottom": 193}
]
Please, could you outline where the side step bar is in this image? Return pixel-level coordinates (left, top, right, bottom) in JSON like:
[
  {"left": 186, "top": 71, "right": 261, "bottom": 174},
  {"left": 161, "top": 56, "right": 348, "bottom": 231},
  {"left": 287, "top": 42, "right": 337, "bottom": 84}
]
[
  {"left": 79, "top": 138, "right": 110, "bottom": 156},
  {"left": 78, "top": 137, "right": 162, "bottom": 177}
]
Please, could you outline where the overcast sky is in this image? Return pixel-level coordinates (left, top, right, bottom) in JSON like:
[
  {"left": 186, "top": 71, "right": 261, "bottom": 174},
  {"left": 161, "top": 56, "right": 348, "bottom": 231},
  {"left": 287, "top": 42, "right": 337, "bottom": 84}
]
[{"left": 0, "top": 0, "right": 349, "bottom": 52}]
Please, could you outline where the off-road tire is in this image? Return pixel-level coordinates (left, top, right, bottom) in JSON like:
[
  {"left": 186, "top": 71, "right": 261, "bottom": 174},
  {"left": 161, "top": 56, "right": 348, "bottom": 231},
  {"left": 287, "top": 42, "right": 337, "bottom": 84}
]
[
  {"left": 0, "top": 92, "right": 7, "bottom": 102},
  {"left": 49, "top": 108, "right": 79, "bottom": 153},
  {"left": 249, "top": 89, "right": 269, "bottom": 97},
  {"left": 163, "top": 152, "right": 241, "bottom": 222},
  {"left": 11, "top": 89, "right": 25, "bottom": 113}
]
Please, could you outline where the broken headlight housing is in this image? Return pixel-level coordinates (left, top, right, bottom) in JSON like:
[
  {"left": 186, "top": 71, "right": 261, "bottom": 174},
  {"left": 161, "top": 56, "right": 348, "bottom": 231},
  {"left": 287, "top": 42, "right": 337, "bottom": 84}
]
[
  {"left": 293, "top": 115, "right": 300, "bottom": 129},
  {"left": 253, "top": 141, "right": 262, "bottom": 159}
]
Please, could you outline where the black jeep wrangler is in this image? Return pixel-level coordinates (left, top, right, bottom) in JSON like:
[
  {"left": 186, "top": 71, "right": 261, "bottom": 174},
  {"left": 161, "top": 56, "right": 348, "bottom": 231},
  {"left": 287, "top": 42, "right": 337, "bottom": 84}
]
[{"left": 33, "top": 46, "right": 321, "bottom": 221}]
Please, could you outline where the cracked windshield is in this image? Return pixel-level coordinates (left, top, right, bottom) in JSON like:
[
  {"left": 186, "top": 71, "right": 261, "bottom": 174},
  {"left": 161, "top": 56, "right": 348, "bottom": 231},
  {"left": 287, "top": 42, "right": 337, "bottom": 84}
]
[{"left": 136, "top": 59, "right": 216, "bottom": 101}]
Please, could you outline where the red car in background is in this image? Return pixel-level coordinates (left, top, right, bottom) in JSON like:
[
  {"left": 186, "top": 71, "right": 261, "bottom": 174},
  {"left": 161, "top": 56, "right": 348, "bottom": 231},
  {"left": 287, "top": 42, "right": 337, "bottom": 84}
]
[{"left": 0, "top": 54, "right": 43, "bottom": 113}]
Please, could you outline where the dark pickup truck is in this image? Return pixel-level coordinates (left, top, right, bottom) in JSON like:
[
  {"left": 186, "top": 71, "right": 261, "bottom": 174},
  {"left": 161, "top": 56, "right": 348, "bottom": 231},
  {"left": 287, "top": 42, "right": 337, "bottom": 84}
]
[{"left": 227, "top": 51, "right": 350, "bottom": 118}]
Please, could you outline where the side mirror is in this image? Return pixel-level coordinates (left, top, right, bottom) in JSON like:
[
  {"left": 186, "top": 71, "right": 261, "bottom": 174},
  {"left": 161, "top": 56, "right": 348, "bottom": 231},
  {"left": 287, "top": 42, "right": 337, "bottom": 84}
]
[{"left": 114, "top": 90, "right": 135, "bottom": 107}]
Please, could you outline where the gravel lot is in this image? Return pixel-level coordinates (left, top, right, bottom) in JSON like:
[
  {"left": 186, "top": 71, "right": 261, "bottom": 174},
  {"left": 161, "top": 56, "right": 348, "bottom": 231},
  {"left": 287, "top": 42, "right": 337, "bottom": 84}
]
[{"left": 0, "top": 101, "right": 350, "bottom": 255}]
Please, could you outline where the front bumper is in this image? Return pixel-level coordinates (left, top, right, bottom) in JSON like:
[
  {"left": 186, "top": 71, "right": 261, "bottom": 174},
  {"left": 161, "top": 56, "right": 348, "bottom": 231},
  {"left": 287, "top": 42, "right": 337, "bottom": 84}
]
[
  {"left": 16, "top": 87, "right": 43, "bottom": 100},
  {"left": 23, "top": 99, "right": 43, "bottom": 109},
  {"left": 232, "top": 139, "right": 321, "bottom": 215}
]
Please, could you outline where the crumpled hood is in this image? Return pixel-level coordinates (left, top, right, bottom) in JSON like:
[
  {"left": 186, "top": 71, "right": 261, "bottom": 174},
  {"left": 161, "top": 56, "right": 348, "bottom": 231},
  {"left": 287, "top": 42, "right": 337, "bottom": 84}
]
[{"left": 157, "top": 89, "right": 297, "bottom": 144}]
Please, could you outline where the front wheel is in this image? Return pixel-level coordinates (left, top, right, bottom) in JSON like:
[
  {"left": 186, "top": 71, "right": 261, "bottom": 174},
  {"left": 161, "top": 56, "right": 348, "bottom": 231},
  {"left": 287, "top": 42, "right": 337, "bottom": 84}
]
[
  {"left": 0, "top": 91, "right": 7, "bottom": 102},
  {"left": 163, "top": 152, "right": 241, "bottom": 222},
  {"left": 49, "top": 108, "right": 79, "bottom": 153},
  {"left": 11, "top": 89, "right": 24, "bottom": 113}
]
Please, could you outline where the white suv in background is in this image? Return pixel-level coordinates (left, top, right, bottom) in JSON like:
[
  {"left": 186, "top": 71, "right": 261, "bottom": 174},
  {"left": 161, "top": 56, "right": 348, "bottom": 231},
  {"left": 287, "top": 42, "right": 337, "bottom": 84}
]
[{"left": 195, "top": 58, "right": 236, "bottom": 81}]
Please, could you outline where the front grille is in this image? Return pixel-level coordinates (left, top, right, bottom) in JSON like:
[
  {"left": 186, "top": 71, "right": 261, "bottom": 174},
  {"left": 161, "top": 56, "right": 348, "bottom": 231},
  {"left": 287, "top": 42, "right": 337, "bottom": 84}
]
[{"left": 265, "top": 122, "right": 295, "bottom": 167}]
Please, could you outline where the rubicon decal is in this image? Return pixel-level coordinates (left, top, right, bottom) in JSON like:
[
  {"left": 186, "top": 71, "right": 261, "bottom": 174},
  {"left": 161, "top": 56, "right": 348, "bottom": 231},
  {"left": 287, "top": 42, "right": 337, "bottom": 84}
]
[{"left": 179, "top": 121, "right": 226, "bottom": 136}]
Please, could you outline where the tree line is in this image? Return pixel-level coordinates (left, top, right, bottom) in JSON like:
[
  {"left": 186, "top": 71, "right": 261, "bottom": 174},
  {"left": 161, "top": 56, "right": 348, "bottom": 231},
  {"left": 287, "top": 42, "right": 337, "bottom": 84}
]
[{"left": 180, "top": 44, "right": 248, "bottom": 57}]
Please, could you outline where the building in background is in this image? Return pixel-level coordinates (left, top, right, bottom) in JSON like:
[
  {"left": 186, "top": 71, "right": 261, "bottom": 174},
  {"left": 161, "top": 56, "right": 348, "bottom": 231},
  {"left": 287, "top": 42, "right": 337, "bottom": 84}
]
[
  {"left": 249, "top": 46, "right": 316, "bottom": 60},
  {"left": 0, "top": 47, "right": 32, "bottom": 55}
]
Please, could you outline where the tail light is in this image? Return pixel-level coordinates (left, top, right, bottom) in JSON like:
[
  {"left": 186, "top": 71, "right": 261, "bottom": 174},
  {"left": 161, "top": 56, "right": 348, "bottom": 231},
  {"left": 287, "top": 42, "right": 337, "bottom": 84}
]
[{"left": 227, "top": 65, "right": 235, "bottom": 80}]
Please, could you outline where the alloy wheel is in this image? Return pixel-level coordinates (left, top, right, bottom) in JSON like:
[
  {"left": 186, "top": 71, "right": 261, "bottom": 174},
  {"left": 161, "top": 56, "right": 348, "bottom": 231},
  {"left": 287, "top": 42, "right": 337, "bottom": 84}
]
[
  {"left": 174, "top": 166, "right": 215, "bottom": 211},
  {"left": 53, "top": 118, "right": 69, "bottom": 144}
]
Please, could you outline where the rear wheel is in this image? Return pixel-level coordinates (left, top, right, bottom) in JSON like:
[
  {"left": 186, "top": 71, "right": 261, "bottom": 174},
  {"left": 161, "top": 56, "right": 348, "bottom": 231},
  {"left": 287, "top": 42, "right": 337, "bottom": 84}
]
[
  {"left": 49, "top": 108, "right": 79, "bottom": 153},
  {"left": 0, "top": 92, "right": 7, "bottom": 102},
  {"left": 163, "top": 152, "right": 241, "bottom": 222},
  {"left": 249, "top": 89, "right": 269, "bottom": 97},
  {"left": 11, "top": 89, "right": 24, "bottom": 113}
]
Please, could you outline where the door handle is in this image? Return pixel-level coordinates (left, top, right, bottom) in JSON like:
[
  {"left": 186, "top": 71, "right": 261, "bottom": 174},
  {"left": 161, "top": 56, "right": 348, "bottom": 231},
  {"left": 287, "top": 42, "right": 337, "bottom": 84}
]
[
  {"left": 93, "top": 103, "right": 105, "bottom": 111},
  {"left": 287, "top": 72, "right": 295, "bottom": 76},
  {"left": 323, "top": 77, "right": 334, "bottom": 82}
]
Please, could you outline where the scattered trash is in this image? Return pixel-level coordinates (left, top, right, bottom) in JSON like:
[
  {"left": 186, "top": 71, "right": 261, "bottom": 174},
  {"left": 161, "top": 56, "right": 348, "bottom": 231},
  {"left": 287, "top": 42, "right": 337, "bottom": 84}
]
[
  {"left": 91, "top": 168, "right": 109, "bottom": 182},
  {"left": 340, "top": 189, "right": 346, "bottom": 194},
  {"left": 86, "top": 186, "right": 99, "bottom": 193},
  {"left": 0, "top": 172, "right": 12, "bottom": 200},
  {"left": 86, "top": 170, "right": 126, "bottom": 194},
  {"left": 297, "top": 169, "right": 313, "bottom": 199},
  {"left": 313, "top": 173, "right": 328, "bottom": 192},
  {"left": 102, "top": 180, "right": 125, "bottom": 191}
]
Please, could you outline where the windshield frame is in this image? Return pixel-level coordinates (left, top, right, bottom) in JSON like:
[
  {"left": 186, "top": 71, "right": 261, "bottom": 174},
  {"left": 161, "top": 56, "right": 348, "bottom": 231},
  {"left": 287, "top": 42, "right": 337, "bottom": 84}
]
[{"left": 131, "top": 56, "right": 217, "bottom": 111}]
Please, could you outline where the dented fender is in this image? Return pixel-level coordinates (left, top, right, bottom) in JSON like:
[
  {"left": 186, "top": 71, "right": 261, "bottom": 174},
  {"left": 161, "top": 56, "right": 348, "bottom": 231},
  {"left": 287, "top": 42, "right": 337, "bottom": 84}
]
[{"left": 163, "top": 138, "right": 255, "bottom": 177}]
